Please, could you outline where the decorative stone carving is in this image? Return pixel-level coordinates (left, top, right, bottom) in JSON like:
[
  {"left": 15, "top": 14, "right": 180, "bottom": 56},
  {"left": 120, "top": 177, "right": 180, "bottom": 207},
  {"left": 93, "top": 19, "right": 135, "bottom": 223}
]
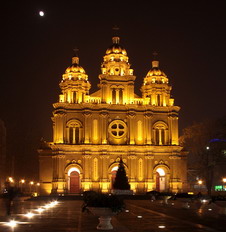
[
  {"left": 127, "top": 111, "right": 136, "bottom": 118},
  {"left": 128, "top": 155, "right": 137, "bottom": 159},
  {"left": 169, "top": 155, "right": 181, "bottom": 159},
  {"left": 145, "top": 155, "right": 154, "bottom": 159}
]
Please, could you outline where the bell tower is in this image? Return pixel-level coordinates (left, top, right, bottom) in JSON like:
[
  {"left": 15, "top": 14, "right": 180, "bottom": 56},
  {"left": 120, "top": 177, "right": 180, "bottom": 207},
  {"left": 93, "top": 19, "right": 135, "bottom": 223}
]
[
  {"left": 59, "top": 49, "right": 91, "bottom": 104},
  {"left": 98, "top": 36, "right": 136, "bottom": 104},
  {"left": 141, "top": 54, "right": 174, "bottom": 107}
]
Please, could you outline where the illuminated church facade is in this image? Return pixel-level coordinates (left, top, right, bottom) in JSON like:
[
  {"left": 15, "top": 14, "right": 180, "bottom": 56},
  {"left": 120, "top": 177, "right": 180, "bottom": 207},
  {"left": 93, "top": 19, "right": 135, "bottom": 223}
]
[{"left": 38, "top": 36, "right": 187, "bottom": 195}]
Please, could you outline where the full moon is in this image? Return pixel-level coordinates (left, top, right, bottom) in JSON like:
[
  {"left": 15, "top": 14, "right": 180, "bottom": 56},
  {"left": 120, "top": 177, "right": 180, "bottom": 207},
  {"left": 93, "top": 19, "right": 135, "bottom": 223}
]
[{"left": 39, "top": 11, "right": 45, "bottom": 17}]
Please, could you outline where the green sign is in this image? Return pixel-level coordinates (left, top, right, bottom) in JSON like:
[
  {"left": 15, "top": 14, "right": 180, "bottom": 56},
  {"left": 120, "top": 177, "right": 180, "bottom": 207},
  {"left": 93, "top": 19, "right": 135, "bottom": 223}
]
[{"left": 215, "top": 185, "right": 226, "bottom": 191}]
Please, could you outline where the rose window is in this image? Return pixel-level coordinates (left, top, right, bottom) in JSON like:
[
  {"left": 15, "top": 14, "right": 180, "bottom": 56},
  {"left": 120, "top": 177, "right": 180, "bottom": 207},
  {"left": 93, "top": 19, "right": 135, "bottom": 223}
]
[{"left": 108, "top": 120, "right": 127, "bottom": 138}]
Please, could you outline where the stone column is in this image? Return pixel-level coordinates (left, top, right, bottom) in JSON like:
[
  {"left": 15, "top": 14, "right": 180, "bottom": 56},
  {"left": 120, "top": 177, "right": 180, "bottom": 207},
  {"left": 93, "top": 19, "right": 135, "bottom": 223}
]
[
  {"left": 128, "top": 111, "right": 136, "bottom": 144},
  {"left": 55, "top": 154, "right": 66, "bottom": 193},
  {"left": 84, "top": 111, "right": 91, "bottom": 144},
  {"left": 159, "top": 129, "right": 162, "bottom": 145},
  {"left": 145, "top": 113, "right": 152, "bottom": 144},
  {"left": 100, "top": 111, "right": 108, "bottom": 144},
  {"left": 79, "top": 128, "right": 82, "bottom": 143},
  {"left": 83, "top": 153, "right": 91, "bottom": 180}
]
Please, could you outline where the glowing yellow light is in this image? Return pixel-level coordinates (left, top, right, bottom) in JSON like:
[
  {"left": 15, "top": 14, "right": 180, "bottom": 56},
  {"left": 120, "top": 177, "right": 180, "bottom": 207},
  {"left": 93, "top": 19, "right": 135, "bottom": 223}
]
[
  {"left": 8, "top": 177, "right": 14, "bottom": 183},
  {"left": 20, "top": 179, "right": 25, "bottom": 183},
  {"left": 198, "top": 180, "right": 203, "bottom": 185},
  {"left": 5, "top": 220, "right": 18, "bottom": 228},
  {"left": 35, "top": 208, "right": 44, "bottom": 213},
  {"left": 223, "top": 178, "right": 226, "bottom": 183},
  {"left": 188, "top": 192, "right": 194, "bottom": 195},
  {"left": 24, "top": 212, "right": 35, "bottom": 218},
  {"left": 37, "top": 183, "right": 40, "bottom": 186},
  {"left": 30, "top": 181, "right": 34, "bottom": 185},
  {"left": 158, "top": 225, "right": 166, "bottom": 229}
]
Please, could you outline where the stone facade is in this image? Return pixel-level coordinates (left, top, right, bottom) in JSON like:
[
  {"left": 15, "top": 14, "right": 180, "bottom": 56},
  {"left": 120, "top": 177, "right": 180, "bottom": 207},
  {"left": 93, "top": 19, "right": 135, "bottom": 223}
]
[{"left": 38, "top": 36, "right": 187, "bottom": 195}]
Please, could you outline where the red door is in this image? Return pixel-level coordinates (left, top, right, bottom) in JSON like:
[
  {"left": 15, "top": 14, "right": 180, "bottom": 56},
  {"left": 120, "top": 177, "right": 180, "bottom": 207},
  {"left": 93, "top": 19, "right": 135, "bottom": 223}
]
[
  {"left": 70, "top": 171, "right": 80, "bottom": 193},
  {"left": 111, "top": 171, "right": 117, "bottom": 189},
  {"left": 156, "top": 172, "right": 160, "bottom": 192}
]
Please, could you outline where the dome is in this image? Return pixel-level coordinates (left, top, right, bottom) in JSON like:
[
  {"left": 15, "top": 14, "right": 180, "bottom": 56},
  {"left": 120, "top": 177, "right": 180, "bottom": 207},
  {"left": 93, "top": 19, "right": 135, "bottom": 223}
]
[
  {"left": 65, "top": 56, "right": 86, "bottom": 74},
  {"left": 146, "top": 61, "right": 167, "bottom": 77},
  {"left": 106, "top": 37, "right": 127, "bottom": 55}
]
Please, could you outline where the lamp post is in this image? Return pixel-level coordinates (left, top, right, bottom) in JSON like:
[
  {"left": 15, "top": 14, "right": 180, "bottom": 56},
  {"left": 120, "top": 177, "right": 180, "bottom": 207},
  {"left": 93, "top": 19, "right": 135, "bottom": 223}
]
[
  {"left": 36, "top": 182, "right": 40, "bottom": 195},
  {"left": 198, "top": 180, "right": 203, "bottom": 193},
  {"left": 8, "top": 177, "right": 14, "bottom": 184},
  {"left": 20, "top": 179, "right": 25, "bottom": 194},
  {"left": 30, "top": 181, "right": 34, "bottom": 194}
]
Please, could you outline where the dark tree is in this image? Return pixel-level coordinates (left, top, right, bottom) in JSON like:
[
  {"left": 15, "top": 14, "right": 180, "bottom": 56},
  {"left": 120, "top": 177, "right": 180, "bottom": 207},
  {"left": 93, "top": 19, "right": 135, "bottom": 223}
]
[
  {"left": 113, "top": 158, "right": 130, "bottom": 190},
  {"left": 180, "top": 117, "right": 226, "bottom": 195}
]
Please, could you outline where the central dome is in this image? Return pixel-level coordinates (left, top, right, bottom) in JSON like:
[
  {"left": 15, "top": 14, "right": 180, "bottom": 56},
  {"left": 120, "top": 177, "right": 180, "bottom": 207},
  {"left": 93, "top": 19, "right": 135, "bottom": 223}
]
[{"left": 106, "top": 37, "right": 127, "bottom": 55}]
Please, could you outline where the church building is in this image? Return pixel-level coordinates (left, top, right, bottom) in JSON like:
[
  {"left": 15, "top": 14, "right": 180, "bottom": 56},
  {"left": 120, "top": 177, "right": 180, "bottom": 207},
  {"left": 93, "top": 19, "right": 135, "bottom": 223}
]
[{"left": 38, "top": 36, "right": 187, "bottom": 195}]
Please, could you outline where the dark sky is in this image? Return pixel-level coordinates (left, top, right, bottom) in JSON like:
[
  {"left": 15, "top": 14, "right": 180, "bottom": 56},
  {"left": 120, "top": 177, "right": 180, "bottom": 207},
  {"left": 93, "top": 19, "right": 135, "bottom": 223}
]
[{"left": 1, "top": 0, "right": 226, "bottom": 179}]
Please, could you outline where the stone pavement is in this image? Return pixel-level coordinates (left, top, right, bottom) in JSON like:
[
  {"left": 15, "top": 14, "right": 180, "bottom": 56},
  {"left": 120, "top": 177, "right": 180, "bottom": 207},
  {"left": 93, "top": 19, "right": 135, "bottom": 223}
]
[{"left": 0, "top": 198, "right": 226, "bottom": 232}]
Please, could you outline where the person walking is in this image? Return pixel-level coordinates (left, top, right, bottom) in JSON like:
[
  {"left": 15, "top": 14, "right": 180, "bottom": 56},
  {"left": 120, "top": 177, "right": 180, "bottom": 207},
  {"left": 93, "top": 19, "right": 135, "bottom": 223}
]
[{"left": 3, "top": 181, "right": 18, "bottom": 216}]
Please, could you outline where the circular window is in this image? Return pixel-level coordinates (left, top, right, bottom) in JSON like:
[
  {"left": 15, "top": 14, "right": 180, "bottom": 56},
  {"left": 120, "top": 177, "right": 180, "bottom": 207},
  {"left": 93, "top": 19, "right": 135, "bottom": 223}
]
[{"left": 108, "top": 120, "right": 127, "bottom": 138}]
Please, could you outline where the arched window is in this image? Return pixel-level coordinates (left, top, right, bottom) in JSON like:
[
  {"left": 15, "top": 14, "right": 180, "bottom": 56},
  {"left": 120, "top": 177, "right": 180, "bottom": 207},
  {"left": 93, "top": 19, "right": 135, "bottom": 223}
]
[
  {"left": 153, "top": 122, "right": 168, "bottom": 145},
  {"left": 73, "top": 91, "right": 77, "bottom": 103},
  {"left": 112, "top": 88, "right": 116, "bottom": 104},
  {"left": 119, "top": 89, "right": 123, "bottom": 104},
  {"left": 66, "top": 120, "right": 83, "bottom": 144}
]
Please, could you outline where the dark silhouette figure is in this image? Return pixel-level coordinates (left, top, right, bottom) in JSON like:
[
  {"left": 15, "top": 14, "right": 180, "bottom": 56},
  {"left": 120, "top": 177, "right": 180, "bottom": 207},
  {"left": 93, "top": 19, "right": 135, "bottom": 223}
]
[{"left": 3, "top": 182, "right": 18, "bottom": 216}]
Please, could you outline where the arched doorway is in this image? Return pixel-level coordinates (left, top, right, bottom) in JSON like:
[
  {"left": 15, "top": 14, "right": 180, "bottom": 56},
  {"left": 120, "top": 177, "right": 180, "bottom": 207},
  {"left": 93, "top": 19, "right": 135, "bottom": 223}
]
[
  {"left": 156, "top": 168, "right": 166, "bottom": 192},
  {"left": 68, "top": 167, "right": 80, "bottom": 194},
  {"left": 111, "top": 166, "right": 118, "bottom": 189}
]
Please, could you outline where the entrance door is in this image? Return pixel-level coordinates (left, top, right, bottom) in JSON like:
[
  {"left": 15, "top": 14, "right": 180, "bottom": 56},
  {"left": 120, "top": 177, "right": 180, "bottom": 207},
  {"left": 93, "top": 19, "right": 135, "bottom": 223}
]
[
  {"left": 111, "top": 170, "right": 117, "bottom": 189},
  {"left": 156, "top": 172, "right": 160, "bottom": 191},
  {"left": 70, "top": 171, "right": 80, "bottom": 193},
  {"left": 156, "top": 168, "right": 166, "bottom": 191}
]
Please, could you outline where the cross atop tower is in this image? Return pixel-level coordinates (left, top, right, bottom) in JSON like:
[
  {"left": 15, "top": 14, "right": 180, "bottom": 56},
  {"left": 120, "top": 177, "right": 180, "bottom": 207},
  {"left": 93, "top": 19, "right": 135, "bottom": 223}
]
[
  {"left": 152, "top": 51, "right": 159, "bottom": 68},
  {"left": 72, "top": 47, "right": 79, "bottom": 64},
  {"left": 152, "top": 51, "right": 158, "bottom": 59},
  {"left": 112, "top": 25, "right": 120, "bottom": 36},
  {"left": 73, "top": 47, "right": 79, "bottom": 57}
]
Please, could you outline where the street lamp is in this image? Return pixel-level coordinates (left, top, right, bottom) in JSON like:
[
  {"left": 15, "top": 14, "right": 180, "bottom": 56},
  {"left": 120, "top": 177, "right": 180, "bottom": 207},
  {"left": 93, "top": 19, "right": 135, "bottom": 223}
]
[
  {"left": 29, "top": 181, "right": 34, "bottom": 194},
  {"left": 222, "top": 178, "right": 226, "bottom": 183},
  {"left": 197, "top": 180, "right": 203, "bottom": 193},
  {"left": 20, "top": 179, "right": 25, "bottom": 193},
  {"left": 198, "top": 180, "right": 203, "bottom": 185},
  {"left": 8, "top": 177, "right": 14, "bottom": 183}
]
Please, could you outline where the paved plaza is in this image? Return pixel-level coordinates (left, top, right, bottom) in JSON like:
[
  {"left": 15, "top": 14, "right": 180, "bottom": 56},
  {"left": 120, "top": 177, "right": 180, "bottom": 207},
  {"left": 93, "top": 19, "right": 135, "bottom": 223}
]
[{"left": 0, "top": 197, "right": 226, "bottom": 232}]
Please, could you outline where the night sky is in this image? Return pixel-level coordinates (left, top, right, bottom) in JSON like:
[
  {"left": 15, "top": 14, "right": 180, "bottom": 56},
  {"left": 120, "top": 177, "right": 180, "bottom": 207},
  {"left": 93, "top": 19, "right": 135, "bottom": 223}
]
[{"left": 1, "top": 0, "right": 226, "bottom": 179}]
